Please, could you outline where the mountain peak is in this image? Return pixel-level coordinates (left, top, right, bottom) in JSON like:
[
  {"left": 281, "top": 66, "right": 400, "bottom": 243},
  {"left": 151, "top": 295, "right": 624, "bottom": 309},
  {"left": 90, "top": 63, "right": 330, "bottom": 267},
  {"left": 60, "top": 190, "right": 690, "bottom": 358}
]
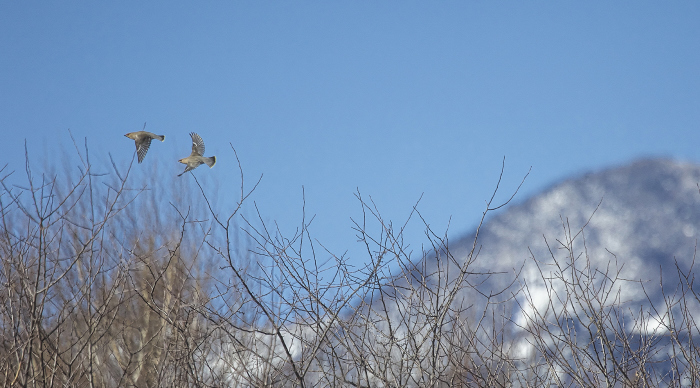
[{"left": 459, "top": 158, "right": 700, "bottom": 273}]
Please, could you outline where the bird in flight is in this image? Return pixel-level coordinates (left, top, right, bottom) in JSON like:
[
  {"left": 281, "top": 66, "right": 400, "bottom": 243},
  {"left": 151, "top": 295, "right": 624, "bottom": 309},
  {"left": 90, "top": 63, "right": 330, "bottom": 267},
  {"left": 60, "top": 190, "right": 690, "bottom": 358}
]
[
  {"left": 125, "top": 123, "right": 165, "bottom": 163},
  {"left": 178, "top": 132, "right": 217, "bottom": 177}
]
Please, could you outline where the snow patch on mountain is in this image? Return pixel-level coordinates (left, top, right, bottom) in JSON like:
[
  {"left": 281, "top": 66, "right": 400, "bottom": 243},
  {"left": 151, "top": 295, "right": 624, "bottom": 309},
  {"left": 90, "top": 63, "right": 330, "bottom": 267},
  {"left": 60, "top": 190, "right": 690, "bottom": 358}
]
[{"left": 445, "top": 158, "right": 700, "bottom": 332}]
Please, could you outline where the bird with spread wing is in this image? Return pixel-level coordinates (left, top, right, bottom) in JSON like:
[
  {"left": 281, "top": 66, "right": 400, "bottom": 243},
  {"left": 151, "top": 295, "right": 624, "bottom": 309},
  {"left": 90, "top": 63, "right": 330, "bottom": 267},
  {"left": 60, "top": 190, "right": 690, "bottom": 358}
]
[
  {"left": 125, "top": 123, "right": 165, "bottom": 163},
  {"left": 178, "top": 132, "right": 217, "bottom": 176}
]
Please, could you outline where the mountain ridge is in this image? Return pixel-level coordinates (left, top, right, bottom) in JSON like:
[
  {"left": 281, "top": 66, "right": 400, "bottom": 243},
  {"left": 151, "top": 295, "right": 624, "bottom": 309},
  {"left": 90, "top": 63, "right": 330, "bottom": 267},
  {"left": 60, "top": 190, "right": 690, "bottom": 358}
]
[
  {"left": 456, "top": 158, "right": 700, "bottom": 272},
  {"left": 434, "top": 158, "right": 700, "bottom": 332}
]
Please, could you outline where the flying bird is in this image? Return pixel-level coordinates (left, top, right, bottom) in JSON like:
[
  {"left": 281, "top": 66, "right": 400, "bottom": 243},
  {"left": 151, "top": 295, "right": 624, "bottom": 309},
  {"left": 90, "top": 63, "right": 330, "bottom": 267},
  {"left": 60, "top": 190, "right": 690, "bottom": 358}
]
[
  {"left": 178, "top": 132, "right": 217, "bottom": 177},
  {"left": 125, "top": 124, "right": 165, "bottom": 163}
]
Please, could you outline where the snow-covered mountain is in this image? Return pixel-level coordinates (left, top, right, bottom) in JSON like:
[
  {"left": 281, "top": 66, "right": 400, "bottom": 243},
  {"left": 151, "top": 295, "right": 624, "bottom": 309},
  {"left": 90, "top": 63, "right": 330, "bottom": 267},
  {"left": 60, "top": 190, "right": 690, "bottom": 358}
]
[
  {"left": 449, "top": 158, "right": 700, "bottom": 332},
  {"left": 207, "top": 158, "right": 700, "bottom": 386},
  {"left": 462, "top": 158, "right": 700, "bottom": 271}
]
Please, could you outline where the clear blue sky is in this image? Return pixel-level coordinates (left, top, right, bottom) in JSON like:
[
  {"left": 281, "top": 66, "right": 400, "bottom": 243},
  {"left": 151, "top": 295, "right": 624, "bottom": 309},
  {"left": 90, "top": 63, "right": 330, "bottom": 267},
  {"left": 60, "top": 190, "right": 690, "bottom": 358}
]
[{"left": 1, "top": 2, "right": 699, "bottom": 264}]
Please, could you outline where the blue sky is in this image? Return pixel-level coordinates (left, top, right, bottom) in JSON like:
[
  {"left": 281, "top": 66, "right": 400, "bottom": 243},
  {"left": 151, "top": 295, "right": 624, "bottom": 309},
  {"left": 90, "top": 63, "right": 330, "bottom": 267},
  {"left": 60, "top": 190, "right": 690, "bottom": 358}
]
[{"left": 1, "top": 2, "right": 699, "bottom": 264}]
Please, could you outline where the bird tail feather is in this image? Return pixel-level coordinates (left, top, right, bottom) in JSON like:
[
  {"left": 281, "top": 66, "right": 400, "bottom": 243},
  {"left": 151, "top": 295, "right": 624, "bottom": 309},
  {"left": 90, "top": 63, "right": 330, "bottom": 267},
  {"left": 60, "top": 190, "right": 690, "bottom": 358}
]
[
  {"left": 158, "top": 135, "right": 165, "bottom": 141},
  {"left": 206, "top": 156, "right": 216, "bottom": 168}
]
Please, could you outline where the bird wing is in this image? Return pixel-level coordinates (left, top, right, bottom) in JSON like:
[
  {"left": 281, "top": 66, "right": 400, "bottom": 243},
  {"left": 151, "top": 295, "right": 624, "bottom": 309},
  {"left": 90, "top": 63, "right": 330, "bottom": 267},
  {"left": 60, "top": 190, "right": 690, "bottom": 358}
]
[
  {"left": 135, "top": 137, "right": 153, "bottom": 163},
  {"left": 190, "top": 132, "right": 205, "bottom": 157}
]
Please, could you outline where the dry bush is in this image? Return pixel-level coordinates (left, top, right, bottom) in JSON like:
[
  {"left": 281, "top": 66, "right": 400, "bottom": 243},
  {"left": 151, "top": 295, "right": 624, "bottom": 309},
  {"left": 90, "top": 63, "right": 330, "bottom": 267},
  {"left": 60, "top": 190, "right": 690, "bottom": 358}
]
[
  {"left": 511, "top": 213, "right": 700, "bottom": 387},
  {"left": 3, "top": 141, "right": 700, "bottom": 388},
  {"left": 0, "top": 141, "right": 229, "bottom": 387}
]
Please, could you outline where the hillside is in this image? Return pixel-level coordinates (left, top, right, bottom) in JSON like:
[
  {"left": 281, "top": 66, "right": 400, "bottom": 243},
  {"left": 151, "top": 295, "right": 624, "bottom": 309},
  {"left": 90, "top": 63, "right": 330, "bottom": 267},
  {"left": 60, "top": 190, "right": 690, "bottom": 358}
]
[
  {"left": 447, "top": 158, "right": 700, "bottom": 339},
  {"left": 462, "top": 158, "right": 700, "bottom": 271}
]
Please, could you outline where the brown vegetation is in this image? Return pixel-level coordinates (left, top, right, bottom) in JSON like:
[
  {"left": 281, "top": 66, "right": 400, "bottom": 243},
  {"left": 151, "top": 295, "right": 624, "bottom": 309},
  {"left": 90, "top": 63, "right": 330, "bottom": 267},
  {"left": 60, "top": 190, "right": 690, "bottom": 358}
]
[{"left": 1, "top": 144, "right": 699, "bottom": 387}]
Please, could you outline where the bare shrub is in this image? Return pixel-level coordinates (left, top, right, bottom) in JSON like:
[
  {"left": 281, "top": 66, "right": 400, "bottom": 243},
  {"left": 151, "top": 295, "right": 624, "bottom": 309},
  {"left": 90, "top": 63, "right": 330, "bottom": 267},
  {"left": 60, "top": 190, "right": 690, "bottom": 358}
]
[
  {"left": 511, "top": 211, "right": 700, "bottom": 387},
  {"left": 0, "top": 141, "right": 229, "bottom": 387},
  {"left": 3, "top": 140, "right": 700, "bottom": 388}
]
